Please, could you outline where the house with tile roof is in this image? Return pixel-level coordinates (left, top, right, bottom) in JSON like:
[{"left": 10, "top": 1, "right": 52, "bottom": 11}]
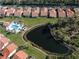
[
  {"left": 0, "top": 34, "right": 29, "bottom": 59},
  {"left": 2, "top": 7, "right": 8, "bottom": 16},
  {"left": 0, "top": 34, "right": 9, "bottom": 51},
  {"left": 0, "top": 6, "right": 77, "bottom": 18},
  {"left": 0, "top": 43, "right": 17, "bottom": 59},
  {"left": 22, "top": 7, "right": 31, "bottom": 17},
  {"left": 74, "top": 8, "right": 79, "bottom": 17},
  {"left": 14, "top": 8, "right": 23, "bottom": 17},
  {"left": 49, "top": 7, "right": 57, "bottom": 17},
  {"left": 40, "top": 7, "right": 48, "bottom": 17},
  {"left": 6, "top": 7, "right": 15, "bottom": 16},
  {"left": 66, "top": 8, "right": 75, "bottom": 17},
  {"left": 12, "top": 50, "right": 28, "bottom": 59},
  {"left": 58, "top": 8, "right": 66, "bottom": 17},
  {"left": 31, "top": 7, "right": 40, "bottom": 17},
  {"left": 0, "top": 8, "right": 5, "bottom": 17}
]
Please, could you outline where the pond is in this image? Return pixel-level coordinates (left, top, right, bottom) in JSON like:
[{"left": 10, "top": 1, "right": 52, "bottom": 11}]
[{"left": 24, "top": 24, "right": 71, "bottom": 55}]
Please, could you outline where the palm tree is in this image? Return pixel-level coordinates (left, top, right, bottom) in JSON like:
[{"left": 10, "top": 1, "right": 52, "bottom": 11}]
[
  {"left": 45, "top": 56, "right": 49, "bottom": 59},
  {"left": 18, "top": 45, "right": 29, "bottom": 50}
]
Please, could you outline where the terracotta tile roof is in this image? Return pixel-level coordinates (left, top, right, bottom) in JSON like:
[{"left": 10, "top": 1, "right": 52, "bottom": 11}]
[
  {"left": 49, "top": 8, "right": 57, "bottom": 17},
  {"left": 31, "top": 7, "right": 40, "bottom": 17},
  {"left": 74, "top": 8, "right": 79, "bottom": 16},
  {"left": 6, "top": 43, "right": 17, "bottom": 53},
  {"left": 2, "top": 7, "right": 8, "bottom": 15},
  {"left": 40, "top": 7, "right": 48, "bottom": 17},
  {"left": 58, "top": 8, "right": 66, "bottom": 17},
  {"left": 0, "top": 37, "right": 9, "bottom": 44},
  {"left": 23, "top": 7, "right": 31, "bottom": 17},
  {"left": 0, "top": 49, "right": 9, "bottom": 59},
  {"left": 12, "top": 50, "right": 28, "bottom": 59},
  {"left": 6, "top": 8, "right": 15, "bottom": 16},
  {"left": 0, "top": 43, "right": 17, "bottom": 59},
  {"left": 0, "top": 8, "right": 5, "bottom": 16},
  {"left": 0, "top": 34, "right": 28, "bottom": 59},
  {"left": 66, "top": 8, "right": 75, "bottom": 17},
  {"left": 0, "top": 41, "right": 4, "bottom": 50},
  {"left": 14, "top": 8, "right": 23, "bottom": 17},
  {"left": 0, "top": 34, "right": 9, "bottom": 50},
  {"left": 0, "top": 34, "right": 9, "bottom": 43}
]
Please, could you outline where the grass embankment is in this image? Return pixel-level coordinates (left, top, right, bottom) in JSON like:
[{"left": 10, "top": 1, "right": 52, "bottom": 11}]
[{"left": 0, "top": 17, "right": 58, "bottom": 59}]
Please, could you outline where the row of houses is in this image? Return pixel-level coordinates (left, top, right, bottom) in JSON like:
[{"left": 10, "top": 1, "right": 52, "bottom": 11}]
[
  {"left": 0, "top": 6, "right": 79, "bottom": 18},
  {"left": 0, "top": 34, "right": 29, "bottom": 59}
]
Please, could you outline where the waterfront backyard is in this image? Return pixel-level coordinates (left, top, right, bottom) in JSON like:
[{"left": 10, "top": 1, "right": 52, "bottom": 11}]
[
  {"left": 1, "top": 17, "right": 79, "bottom": 59},
  {"left": 0, "top": 17, "right": 58, "bottom": 59}
]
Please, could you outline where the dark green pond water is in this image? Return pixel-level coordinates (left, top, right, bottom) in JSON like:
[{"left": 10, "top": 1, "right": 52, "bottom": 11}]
[{"left": 26, "top": 24, "right": 70, "bottom": 54}]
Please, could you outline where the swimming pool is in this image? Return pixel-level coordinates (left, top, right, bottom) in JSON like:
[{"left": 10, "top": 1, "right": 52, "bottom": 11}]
[
  {"left": 12, "top": 25, "right": 19, "bottom": 29},
  {"left": 6, "top": 21, "right": 24, "bottom": 33}
]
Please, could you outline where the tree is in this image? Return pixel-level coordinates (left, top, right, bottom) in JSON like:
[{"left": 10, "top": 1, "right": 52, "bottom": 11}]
[
  {"left": 18, "top": 45, "right": 28, "bottom": 50},
  {"left": 45, "top": 56, "right": 49, "bottom": 59}
]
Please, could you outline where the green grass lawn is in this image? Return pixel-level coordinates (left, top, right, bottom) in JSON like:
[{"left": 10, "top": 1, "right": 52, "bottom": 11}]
[
  {"left": 0, "top": 17, "right": 58, "bottom": 59},
  {"left": 0, "top": 17, "right": 58, "bottom": 27}
]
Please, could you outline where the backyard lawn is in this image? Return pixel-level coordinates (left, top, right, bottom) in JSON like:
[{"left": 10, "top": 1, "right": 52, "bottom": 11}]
[
  {"left": 0, "top": 17, "right": 58, "bottom": 59},
  {"left": 0, "top": 17, "right": 58, "bottom": 27}
]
